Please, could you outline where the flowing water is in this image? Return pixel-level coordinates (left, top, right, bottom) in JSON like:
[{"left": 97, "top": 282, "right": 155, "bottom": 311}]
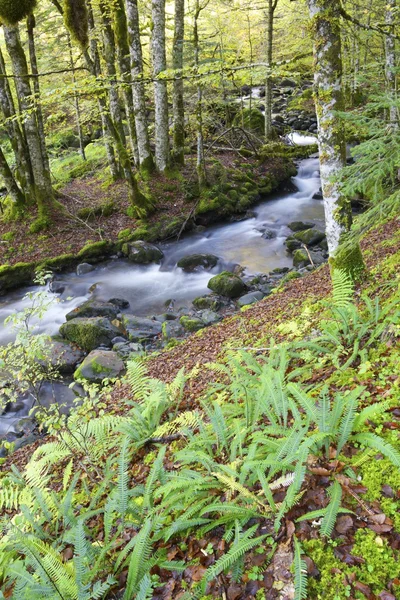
[{"left": 0, "top": 133, "right": 323, "bottom": 434}]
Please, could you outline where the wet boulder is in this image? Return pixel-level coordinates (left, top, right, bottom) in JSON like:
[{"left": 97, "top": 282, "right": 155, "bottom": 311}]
[
  {"left": 77, "top": 263, "right": 94, "bottom": 276},
  {"left": 122, "top": 315, "right": 162, "bottom": 341},
  {"left": 208, "top": 271, "right": 247, "bottom": 298},
  {"left": 162, "top": 320, "right": 185, "bottom": 339},
  {"left": 285, "top": 237, "right": 302, "bottom": 253},
  {"left": 65, "top": 299, "right": 119, "bottom": 321},
  {"left": 74, "top": 349, "right": 125, "bottom": 383},
  {"left": 108, "top": 297, "right": 130, "bottom": 310},
  {"left": 113, "top": 341, "right": 144, "bottom": 360},
  {"left": 293, "top": 228, "right": 326, "bottom": 247},
  {"left": 60, "top": 317, "right": 121, "bottom": 352},
  {"left": 288, "top": 221, "right": 315, "bottom": 232},
  {"left": 125, "top": 241, "right": 164, "bottom": 264},
  {"left": 177, "top": 253, "right": 219, "bottom": 272},
  {"left": 44, "top": 341, "right": 85, "bottom": 374},
  {"left": 237, "top": 291, "right": 264, "bottom": 307},
  {"left": 199, "top": 310, "right": 221, "bottom": 326},
  {"left": 293, "top": 248, "right": 310, "bottom": 268}
]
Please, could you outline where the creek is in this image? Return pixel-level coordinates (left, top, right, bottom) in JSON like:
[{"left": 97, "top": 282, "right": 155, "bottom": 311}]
[{"left": 0, "top": 133, "right": 323, "bottom": 439}]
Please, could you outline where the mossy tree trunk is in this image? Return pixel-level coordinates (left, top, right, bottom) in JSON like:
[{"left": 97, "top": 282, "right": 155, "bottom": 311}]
[
  {"left": 126, "top": 0, "right": 154, "bottom": 175},
  {"left": 0, "top": 146, "right": 26, "bottom": 212},
  {"left": 193, "top": 0, "right": 207, "bottom": 187},
  {"left": 86, "top": 0, "right": 120, "bottom": 180},
  {"left": 0, "top": 46, "right": 33, "bottom": 202},
  {"left": 264, "top": 0, "right": 278, "bottom": 140},
  {"left": 26, "top": 14, "right": 50, "bottom": 174},
  {"left": 151, "top": 0, "right": 170, "bottom": 172},
  {"left": 3, "top": 23, "right": 53, "bottom": 218},
  {"left": 113, "top": 0, "right": 139, "bottom": 164},
  {"left": 308, "top": 0, "right": 365, "bottom": 279},
  {"left": 172, "top": 0, "right": 185, "bottom": 165}
]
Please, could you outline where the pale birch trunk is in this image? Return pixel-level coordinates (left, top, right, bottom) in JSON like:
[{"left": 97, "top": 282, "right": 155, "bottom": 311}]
[
  {"left": 172, "top": 0, "right": 185, "bottom": 165},
  {"left": 3, "top": 24, "right": 53, "bottom": 215},
  {"left": 126, "top": 0, "right": 154, "bottom": 173},
  {"left": 308, "top": 0, "right": 351, "bottom": 255},
  {"left": 151, "top": 0, "right": 170, "bottom": 172},
  {"left": 385, "top": 0, "right": 398, "bottom": 128}
]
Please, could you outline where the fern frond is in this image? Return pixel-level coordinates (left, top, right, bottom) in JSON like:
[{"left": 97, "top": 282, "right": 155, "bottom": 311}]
[
  {"left": 320, "top": 481, "right": 342, "bottom": 537},
  {"left": 331, "top": 269, "right": 354, "bottom": 307},
  {"left": 352, "top": 433, "right": 400, "bottom": 467},
  {"left": 293, "top": 537, "right": 308, "bottom": 600}
]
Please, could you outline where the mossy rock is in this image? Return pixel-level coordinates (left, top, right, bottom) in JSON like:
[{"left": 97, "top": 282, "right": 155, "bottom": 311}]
[
  {"left": 293, "top": 228, "right": 326, "bottom": 247},
  {"left": 177, "top": 254, "right": 219, "bottom": 272},
  {"left": 60, "top": 317, "right": 121, "bottom": 352},
  {"left": 192, "top": 295, "right": 221, "bottom": 311},
  {"left": 180, "top": 316, "right": 205, "bottom": 332},
  {"left": 233, "top": 108, "right": 265, "bottom": 134},
  {"left": 0, "top": 262, "right": 36, "bottom": 293},
  {"left": 74, "top": 349, "right": 125, "bottom": 383},
  {"left": 39, "top": 254, "right": 76, "bottom": 271},
  {"left": 76, "top": 201, "right": 115, "bottom": 220},
  {"left": 125, "top": 241, "right": 164, "bottom": 264},
  {"left": 207, "top": 271, "right": 246, "bottom": 298},
  {"left": 293, "top": 248, "right": 310, "bottom": 268},
  {"left": 77, "top": 240, "right": 112, "bottom": 260}
]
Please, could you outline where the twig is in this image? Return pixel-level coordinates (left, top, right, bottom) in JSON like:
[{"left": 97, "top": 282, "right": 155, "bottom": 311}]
[
  {"left": 302, "top": 243, "right": 315, "bottom": 267},
  {"left": 145, "top": 434, "right": 182, "bottom": 445}
]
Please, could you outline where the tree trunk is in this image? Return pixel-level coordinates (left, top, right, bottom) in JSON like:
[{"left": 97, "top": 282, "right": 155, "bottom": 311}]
[
  {"left": 87, "top": 0, "right": 120, "bottom": 180},
  {"left": 0, "top": 146, "right": 26, "bottom": 212},
  {"left": 99, "top": 0, "right": 127, "bottom": 152},
  {"left": 307, "top": 0, "right": 352, "bottom": 255},
  {"left": 27, "top": 15, "right": 51, "bottom": 174},
  {"left": 264, "top": 0, "right": 277, "bottom": 140},
  {"left": 194, "top": 1, "right": 206, "bottom": 186},
  {"left": 0, "top": 46, "right": 33, "bottom": 200},
  {"left": 113, "top": 0, "right": 139, "bottom": 164},
  {"left": 126, "top": 0, "right": 154, "bottom": 174},
  {"left": 67, "top": 35, "right": 86, "bottom": 160},
  {"left": 151, "top": 0, "right": 170, "bottom": 172},
  {"left": 3, "top": 24, "right": 53, "bottom": 217},
  {"left": 385, "top": 0, "right": 398, "bottom": 128},
  {"left": 172, "top": 0, "right": 185, "bottom": 165}
]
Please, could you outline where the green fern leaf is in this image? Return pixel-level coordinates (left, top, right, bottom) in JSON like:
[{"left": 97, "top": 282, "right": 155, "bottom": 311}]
[
  {"left": 293, "top": 537, "right": 308, "bottom": 600},
  {"left": 352, "top": 433, "right": 400, "bottom": 467},
  {"left": 320, "top": 481, "right": 342, "bottom": 537}
]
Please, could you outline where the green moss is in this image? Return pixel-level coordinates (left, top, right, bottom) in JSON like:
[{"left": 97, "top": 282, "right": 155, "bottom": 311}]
[
  {"left": 330, "top": 240, "right": 366, "bottom": 282},
  {"left": 77, "top": 240, "right": 112, "bottom": 260},
  {"left": 0, "top": 0, "right": 36, "bottom": 25},
  {"left": 0, "top": 262, "right": 36, "bottom": 292},
  {"left": 1, "top": 232, "right": 15, "bottom": 242},
  {"left": 180, "top": 316, "right": 205, "bottom": 332},
  {"left": 29, "top": 216, "right": 51, "bottom": 234},
  {"left": 39, "top": 254, "right": 76, "bottom": 270},
  {"left": 233, "top": 108, "right": 265, "bottom": 134},
  {"left": 77, "top": 202, "right": 116, "bottom": 220}
]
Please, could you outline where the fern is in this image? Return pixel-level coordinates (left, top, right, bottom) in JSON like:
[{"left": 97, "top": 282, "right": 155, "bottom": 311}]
[
  {"left": 320, "top": 481, "right": 342, "bottom": 537},
  {"left": 331, "top": 268, "right": 354, "bottom": 307},
  {"left": 293, "top": 537, "right": 308, "bottom": 600},
  {"left": 352, "top": 433, "right": 400, "bottom": 467}
]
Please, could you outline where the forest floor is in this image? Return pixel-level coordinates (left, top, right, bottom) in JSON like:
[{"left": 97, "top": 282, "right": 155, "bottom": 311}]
[
  {"left": 3, "top": 212, "right": 400, "bottom": 600},
  {"left": 0, "top": 151, "right": 290, "bottom": 269}
]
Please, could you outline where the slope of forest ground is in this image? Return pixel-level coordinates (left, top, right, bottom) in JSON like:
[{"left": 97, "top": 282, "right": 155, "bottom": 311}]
[{"left": 1, "top": 205, "right": 399, "bottom": 600}]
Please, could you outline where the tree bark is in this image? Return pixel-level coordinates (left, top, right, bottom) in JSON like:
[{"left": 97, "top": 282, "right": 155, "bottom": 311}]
[
  {"left": 126, "top": 0, "right": 154, "bottom": 174},
  {"left": 0, "top": 46, "right": 33, "bottom": 200},
  {"left": 3, "top": 24, "right": 53, "bottom": 216},
  {"left": 67, "top": 35, "right": 86, "bottom": 160},
  {"left": 264, "top": 0, "right": 278, "bottom": 140},
  {"left": 0, "top": 146, "right": 26, "bottom": 211},
  {"left": 385, "top": 0, "right": 398, "bottom": 128},
  {"left": 308, "top": 0, "right": 352, "bottom": 255},
  {"left": 194, "top": 0, "right": 206, "bottom": 186},
  {"left": 27, "top": 14, "right": 51, "bottom": 174},
  {"left": 151, "top": 0, "right": 170, "bottom": 172},
  {"left": 172, "top": 0, "right": 185, "bottom": 165}
]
